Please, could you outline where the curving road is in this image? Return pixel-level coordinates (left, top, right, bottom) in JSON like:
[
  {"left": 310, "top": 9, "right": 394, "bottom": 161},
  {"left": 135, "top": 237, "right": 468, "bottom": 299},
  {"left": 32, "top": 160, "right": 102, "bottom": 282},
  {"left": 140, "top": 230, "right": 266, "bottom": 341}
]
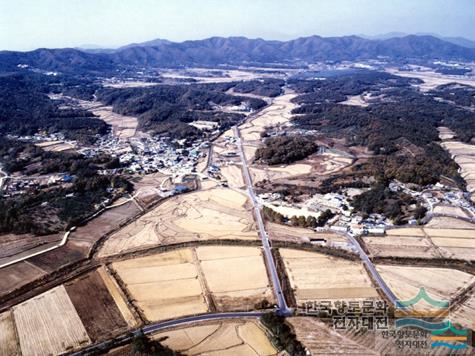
[
  {"left": 345, "top": 230, "right": 398, "bottom": 306},
  {"left": 68, "top": 311, "right": 265, "bottom": 355}
]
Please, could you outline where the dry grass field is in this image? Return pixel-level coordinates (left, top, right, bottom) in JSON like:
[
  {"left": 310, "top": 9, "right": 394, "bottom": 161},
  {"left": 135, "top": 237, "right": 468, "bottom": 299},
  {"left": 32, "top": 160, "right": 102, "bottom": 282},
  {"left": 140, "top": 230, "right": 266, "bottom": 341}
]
[
  {"left": 280, "top": 249, "right": 378, "bottom": 302},
  {"left": 153, "top": 320, "right": 277, "bottom": 356},
  {"left": 196, "top": 246, "right": 274, "bottom": 311},
  {"left": 13, "top": 285, "right": 90, "bottom": 355},
  {"left": 376, "top": 265, "right": 475, "bottom": 312},
  {"left": 0, "top": 311, "right": 20, "bottom": 356},
  {"left": 289, "top": 317, "right": 377, "bottom": 355},
  {"left": 112, "top": 249, "right": 208, "bottom": 321},
  {"left": 99, "top": 187, "right": 258, "bottom": 257},
  {"left": 64, "top": 270, "right": 129, "bottom": 341}
]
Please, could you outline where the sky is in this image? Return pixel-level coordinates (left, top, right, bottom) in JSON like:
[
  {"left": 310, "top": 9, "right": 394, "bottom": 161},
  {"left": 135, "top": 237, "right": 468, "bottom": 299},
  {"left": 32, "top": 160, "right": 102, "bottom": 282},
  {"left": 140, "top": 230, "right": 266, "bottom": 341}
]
[{"left": 1, "top": 0, "right": 474, "bottom": 51}]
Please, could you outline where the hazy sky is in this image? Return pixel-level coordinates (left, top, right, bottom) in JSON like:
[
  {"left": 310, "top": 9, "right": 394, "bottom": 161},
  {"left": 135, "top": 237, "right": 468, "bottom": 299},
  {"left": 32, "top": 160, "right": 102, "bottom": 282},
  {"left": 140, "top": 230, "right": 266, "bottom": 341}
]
[{"left": 1, "top": 0, "right": 474, "bottom": 51}]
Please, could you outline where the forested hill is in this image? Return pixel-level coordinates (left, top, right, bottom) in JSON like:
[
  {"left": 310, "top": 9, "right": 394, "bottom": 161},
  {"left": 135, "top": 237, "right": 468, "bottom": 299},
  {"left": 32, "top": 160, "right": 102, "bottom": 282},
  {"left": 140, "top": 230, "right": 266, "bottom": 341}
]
[{"left": 1, "top": 35, "right": 475, "bottom": 73}]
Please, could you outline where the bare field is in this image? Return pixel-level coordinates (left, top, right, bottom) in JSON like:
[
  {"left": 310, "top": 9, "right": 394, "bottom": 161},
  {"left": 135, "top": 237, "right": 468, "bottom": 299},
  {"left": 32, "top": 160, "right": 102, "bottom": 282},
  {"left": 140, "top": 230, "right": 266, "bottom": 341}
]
[
  {"left": 0, "top": 311, "right": 20, "bottom": 356},
  {"left": 97, "top": 267, "right": 138, "bottom": 327},
  {"left": 64, "top": 270, "right": 129, "bottom": 341},
  {"left": 0, "top": 261, "right": 46, "bottom": 298},
  {"left": 0, "top": 232, "right": 61, "bottom": 266},
  {"left": 280, "top": 249, "right": 378, "bottom": 302},
  {"left": 112, "top": 249, "right": 208, "bottom": 321},
  {"left": 153, "top": 320, "right": 277, "bottom": 356},
  {"left": 376, "top": 265, "right": 475, "bottom": 311},
  {"left": 197, "top": 246, "right": 275, "bottom": 311},
  {"left": 13, "top": 285, "right": 90, "bottom": 355},
  {"left": 99, "top": 187, "right": 258, "bottom": 257},
  {"left": 289, "top": 317, "right": 377, "bottom": 355}
]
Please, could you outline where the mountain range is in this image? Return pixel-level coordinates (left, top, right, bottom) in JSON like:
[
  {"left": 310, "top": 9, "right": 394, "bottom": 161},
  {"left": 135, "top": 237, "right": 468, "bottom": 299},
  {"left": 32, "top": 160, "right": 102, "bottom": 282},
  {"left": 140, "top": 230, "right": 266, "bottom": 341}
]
[{"left": 1, "top": 34, "right": 475, "bottom": 74}]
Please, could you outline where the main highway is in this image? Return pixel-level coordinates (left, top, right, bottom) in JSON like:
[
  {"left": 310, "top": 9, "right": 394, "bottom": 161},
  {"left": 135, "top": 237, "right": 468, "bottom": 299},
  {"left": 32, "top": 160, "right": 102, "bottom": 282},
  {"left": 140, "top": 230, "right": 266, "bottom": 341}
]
[{"left": 233, "top": 125, "right": 292, "bottom": 316}]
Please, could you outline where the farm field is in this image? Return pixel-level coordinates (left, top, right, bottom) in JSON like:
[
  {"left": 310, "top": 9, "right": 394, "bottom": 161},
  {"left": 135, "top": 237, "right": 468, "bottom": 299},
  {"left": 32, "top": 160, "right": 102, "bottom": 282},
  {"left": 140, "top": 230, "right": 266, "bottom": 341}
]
[
  {"left": 432, "top": 204, "right": 471, "bottom": 219},
  {"left": 112, "top": 249, "right": 208, "bottom": 321},
  {"left": 279, "top": 249, "right": 378, "bottom": 302},
  {"left": 426, "top": 215, "right": 475, "bottom": 229},
  {"left": 89, "top": 105, "right": 138, "bottom": 139},
  {"left": 35, "top": 140, "right": 75, "bottom": 152},
  {"left": 0, "top": 311, "right": 20, "bottom": 356},
  {"left": 13, "top": 285, "right": 90, "bottom": 355},
  {"left": 220, "top": 164, "right": 245, "bottom": 188},
  {"left": 240, "top": 93, "right": 296, "bottom": 143},
  {"left": 289, "top": 317, "right": 377, "bottom": 355},
  {"left": 97, "top": 266, "right": 138, "bottom": 327},
  {"left": 0, "top": 232, "right": 61, "bottom": 267},
  {"left": 387, "top": 69, "right": 475, "bottom": 91},
  {"left": 440, "top": 140, "right": 475, "bottom": 202},
  {"left": 363, "top": 233, "right": 440, "bottom": 259},
  {"left": 366, "top": 222, "right": 475, "bottom": 260},
  {"left": 64, "top": 270, "right": 129, "bottom": 341},
  {"left": 266, "top": 222, "right": 347, "bottom": 245},
  {"left": 0, "top": 261, "right": 46, "bottom": 298},
  {"left": 99, "top": 187, "right": 258, "bottom": 257},
  {"left": 452, "top": 293, "right": 475, "bottom": 330},
  {"left": 131, "top": 172, "right": 169, "bottom": 207},
  {"left": 196, "top": 246, "right": 275, "bottom": 311},
  {"left": 250, "top": 163, "right": 313, "bottom": 184},
  {"left": 376, "top": 265, "right": 475, "bottom": 312},
  {"left": 438, "top": 126, "right": 456, "bottom": 141},
  {"left": 153, "top": 320, "right": 277, "bottom": 356}
]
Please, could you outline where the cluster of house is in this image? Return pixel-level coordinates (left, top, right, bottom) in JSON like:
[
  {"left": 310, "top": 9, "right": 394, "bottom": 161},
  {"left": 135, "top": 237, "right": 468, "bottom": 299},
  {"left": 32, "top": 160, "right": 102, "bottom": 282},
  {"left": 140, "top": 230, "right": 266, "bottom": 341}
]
[{"left": 2, "top": 174, "right": 73, "bottom": 197}]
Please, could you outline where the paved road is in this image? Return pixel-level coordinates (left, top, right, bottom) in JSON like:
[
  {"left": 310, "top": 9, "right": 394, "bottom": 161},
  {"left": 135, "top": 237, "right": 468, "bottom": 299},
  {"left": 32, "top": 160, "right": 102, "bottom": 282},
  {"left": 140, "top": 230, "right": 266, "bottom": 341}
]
[
  {"left": 69, "top": 311, "right": 264, "bottom": 355},
  {"left": 345, "top": 231, "right": 398, "bottom": 306},
  {"left": 233, "top": 126, "right": 292, "bottom": 316}
]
